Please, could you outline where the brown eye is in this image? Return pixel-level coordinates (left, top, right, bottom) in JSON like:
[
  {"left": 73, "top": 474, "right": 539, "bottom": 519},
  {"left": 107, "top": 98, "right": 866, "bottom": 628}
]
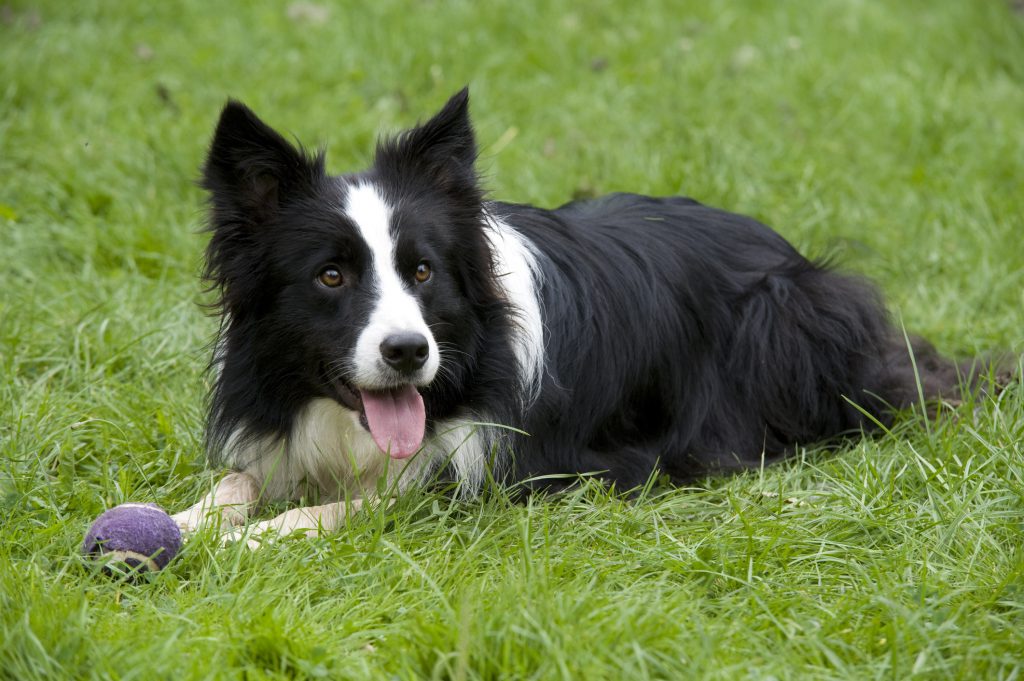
[
  {"left": 414, "top": 260, "right": 431, "bottom": 283},
  {"left": 317, "top": 266, "right": 343, "bottom": 288}
]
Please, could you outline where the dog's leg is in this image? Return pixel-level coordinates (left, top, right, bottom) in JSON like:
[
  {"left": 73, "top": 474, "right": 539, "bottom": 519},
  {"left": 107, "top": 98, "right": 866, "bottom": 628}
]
[
  {"left": 518, "top": 446, "right": 664, "bottom": 496},
  {"left": 223, "top": 499, "right": 367, "bottom": 550},
  {"left": 171, "top": 471, "right": 260, "bottom": 534}
]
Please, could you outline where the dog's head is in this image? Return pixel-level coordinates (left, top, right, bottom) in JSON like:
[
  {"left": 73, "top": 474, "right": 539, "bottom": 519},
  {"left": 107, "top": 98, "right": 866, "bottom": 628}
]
[{"left": 201, "top": 89, "right": 504, "bottom": 459}]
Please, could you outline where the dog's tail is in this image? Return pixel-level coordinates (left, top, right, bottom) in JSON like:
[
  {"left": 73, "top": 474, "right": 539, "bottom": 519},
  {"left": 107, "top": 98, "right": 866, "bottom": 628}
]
[{"left": 868, "top": 333, "right": 1016, "bottom": 421}]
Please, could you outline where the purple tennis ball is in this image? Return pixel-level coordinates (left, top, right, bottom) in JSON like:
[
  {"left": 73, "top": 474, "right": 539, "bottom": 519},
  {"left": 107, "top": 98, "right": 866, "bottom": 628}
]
[{"left": 82, "top": 503, "right": 182, "bottom": 574}]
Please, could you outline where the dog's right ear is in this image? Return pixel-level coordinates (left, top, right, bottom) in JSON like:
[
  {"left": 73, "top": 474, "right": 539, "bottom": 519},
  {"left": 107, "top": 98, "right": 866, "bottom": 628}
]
[{"left": 201, "top": 101, "right": 323, "bottom": 225}]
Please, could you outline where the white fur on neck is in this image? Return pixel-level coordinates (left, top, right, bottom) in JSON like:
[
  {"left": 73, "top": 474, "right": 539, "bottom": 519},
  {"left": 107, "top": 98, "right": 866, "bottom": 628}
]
[{"left": 222, "top": 398, "right": 427, "bottom": 502}]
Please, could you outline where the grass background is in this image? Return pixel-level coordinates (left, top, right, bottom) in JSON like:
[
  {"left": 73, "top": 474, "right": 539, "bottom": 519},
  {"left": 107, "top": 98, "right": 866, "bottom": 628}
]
[{"left": 2, "top": 0, "right": 1023, "bottom": 678}]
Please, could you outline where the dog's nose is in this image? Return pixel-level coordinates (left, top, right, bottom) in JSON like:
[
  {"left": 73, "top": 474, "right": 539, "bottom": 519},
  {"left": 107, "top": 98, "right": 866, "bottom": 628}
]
[{"left": 380, "top": 333, "right": 429, "bottom": 374}]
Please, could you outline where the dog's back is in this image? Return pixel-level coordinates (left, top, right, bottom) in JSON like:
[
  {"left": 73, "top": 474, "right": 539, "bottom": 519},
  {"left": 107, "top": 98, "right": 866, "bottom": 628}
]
[{"left": 495, "top": 193, "right": 973, "bottom": 486}]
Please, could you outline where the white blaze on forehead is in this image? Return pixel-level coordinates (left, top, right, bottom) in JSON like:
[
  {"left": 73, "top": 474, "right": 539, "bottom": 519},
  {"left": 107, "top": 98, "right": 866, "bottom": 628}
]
[
  {"left": 344, "top": 182, "right": 439, "bottom": 387},
  {"left": 345, "top": 182, "right": 397, "bottom": 274}
]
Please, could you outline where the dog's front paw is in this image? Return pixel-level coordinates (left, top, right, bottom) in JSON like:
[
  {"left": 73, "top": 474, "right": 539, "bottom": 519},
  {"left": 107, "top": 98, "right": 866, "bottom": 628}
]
[
  {"left": 172, "top": 502, "right": 252, "bottom": 537},
  {"left": 219, "top": 525, "right": 264, "bottom": 551},
  {"left": 219, "top": 519, "right": 289, "bottom": 550},
  {"left": 217, "top": 502, "right": 354, "bottom": 549},
  {"left": 170, "top": 508, "right": 205, "bottom": 535}
]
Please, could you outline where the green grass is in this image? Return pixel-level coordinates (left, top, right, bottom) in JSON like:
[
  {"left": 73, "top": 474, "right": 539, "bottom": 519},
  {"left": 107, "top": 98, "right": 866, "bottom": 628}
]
[{"left": 2, "top": 0, "right": 1023, "bottom": 678}]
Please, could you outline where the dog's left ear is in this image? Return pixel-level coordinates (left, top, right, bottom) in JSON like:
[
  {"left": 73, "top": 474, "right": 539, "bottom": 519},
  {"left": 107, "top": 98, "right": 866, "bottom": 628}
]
[{"left": 376, "top": 87, "right": 478, "bottom": 192}]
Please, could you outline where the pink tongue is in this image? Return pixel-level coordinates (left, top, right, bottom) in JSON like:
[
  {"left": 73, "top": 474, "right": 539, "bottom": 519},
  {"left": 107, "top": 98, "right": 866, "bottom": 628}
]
[{"left": 360, "top": 385, "right": 425, "bottom": 459}]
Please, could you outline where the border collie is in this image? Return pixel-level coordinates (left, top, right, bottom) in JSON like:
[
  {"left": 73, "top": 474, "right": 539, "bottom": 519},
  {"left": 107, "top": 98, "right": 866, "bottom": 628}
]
[{"left": 173, "top": 88, "right": 978, "bottom": 542}]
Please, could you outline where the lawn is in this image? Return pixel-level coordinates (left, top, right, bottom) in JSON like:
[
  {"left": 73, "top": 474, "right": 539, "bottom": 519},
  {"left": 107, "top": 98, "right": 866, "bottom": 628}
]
[{"left": 2, "top": 0, "right": 1023, "bottom": 679}]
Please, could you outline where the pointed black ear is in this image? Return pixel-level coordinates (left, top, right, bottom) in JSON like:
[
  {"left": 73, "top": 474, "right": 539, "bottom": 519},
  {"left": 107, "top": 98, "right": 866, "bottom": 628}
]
[
  {"left": 201, "top": 100, "right": 323, "bottom": 224},
  {"left": 375, "top": 87, "right": 478, "bottom": 192}
]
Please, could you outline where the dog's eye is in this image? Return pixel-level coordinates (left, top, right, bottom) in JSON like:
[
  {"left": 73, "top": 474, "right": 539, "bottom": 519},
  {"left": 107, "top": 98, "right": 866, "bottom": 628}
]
[
  {"left": 414, "top": 260, "right": 431, "bottom": 284},
  {"left": 317, "top": 266, "right": 344, "bottom": 288}
]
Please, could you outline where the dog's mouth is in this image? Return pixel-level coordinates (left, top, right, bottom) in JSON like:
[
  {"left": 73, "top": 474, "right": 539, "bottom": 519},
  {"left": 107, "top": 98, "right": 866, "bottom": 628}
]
[{"left": 326, "top": 371, "right": 425, "bottom": 460}]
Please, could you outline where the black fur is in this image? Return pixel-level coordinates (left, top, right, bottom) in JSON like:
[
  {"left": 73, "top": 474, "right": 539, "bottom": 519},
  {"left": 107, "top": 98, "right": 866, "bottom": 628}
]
[
  {"left": 200, "top": 88, "right": 974, "bottom": 492},
  {"left": 496, "top": 195, "right": 964, "bottom": 488}
]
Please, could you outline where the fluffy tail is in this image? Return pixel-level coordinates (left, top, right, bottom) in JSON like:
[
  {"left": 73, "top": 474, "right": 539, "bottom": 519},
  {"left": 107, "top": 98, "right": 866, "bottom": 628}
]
[{"left": 869, "top": 333, "right": 1015, "bottom": 421}]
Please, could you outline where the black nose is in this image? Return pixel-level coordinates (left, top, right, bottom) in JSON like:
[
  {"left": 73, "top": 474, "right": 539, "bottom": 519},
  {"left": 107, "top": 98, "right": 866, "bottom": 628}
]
[{"left": 380, "top": 332, "right": 429, "bottom": 374}]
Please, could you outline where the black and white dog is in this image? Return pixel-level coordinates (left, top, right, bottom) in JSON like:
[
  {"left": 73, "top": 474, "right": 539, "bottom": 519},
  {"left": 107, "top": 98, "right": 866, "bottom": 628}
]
[{"left": 174, "top": 88, "right": 973, "bottom": 540}]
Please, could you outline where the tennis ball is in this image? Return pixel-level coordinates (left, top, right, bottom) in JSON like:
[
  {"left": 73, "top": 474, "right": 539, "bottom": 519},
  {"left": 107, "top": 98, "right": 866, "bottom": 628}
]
[{"left": 82, "top": 503, "right": 182, "bottom": 575}]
